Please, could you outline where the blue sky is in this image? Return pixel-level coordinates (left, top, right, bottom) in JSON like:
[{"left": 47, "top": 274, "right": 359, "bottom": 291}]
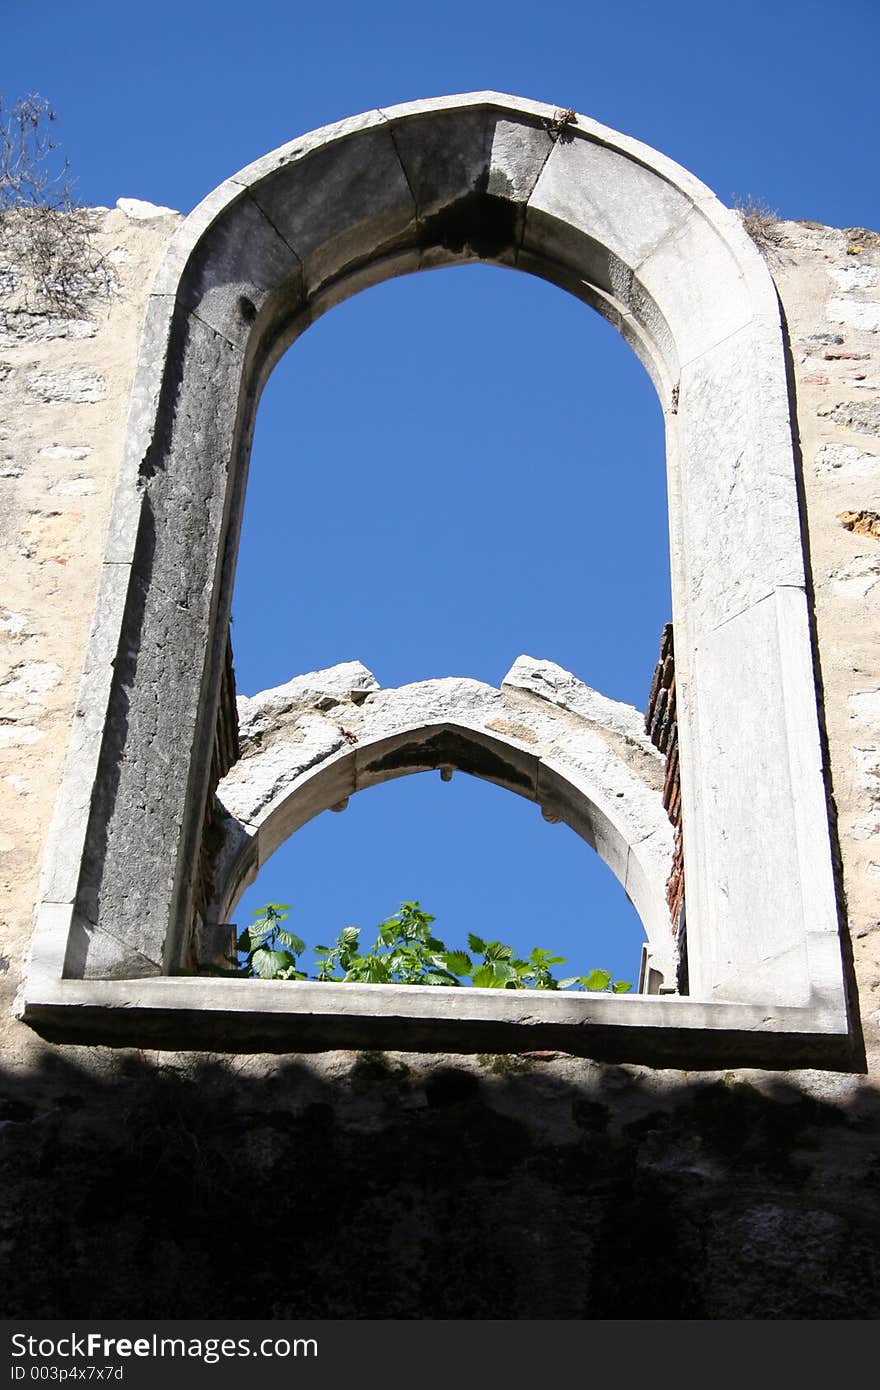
[{"left": 6, "top": 1, "right": 880, "bottom": 984}]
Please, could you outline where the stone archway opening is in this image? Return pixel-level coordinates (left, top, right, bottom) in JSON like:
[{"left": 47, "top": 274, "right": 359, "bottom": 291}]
[
  {"left": 231, "top": 259, "right": 668, "bottom": 700},
  {"left": 203, "top": 659, "right": 678, "bottom": 990},
  {"left": 226, "top": 256, "right": 670, "bottom": 988},
  {"left": 24, "top": 93, "right": 849, "bottom": 1063},
  {"left": 230, "top": 768, "right": 652, "bottom": 992}
]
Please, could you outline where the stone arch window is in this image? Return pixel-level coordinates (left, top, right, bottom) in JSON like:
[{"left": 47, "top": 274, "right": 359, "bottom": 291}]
[
  {"left": 210, "top": 660, "right": 676, "bottom": 990},
  {"left": 23, "top": 94, "right": 850, "bottom": 1065}
]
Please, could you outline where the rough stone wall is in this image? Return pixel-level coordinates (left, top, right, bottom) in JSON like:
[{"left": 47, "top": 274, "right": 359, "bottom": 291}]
[
  {"left": 0, "top": 209, "right": 878, "bottom": 1318},
  {"left": 770, "top": 222, "right": 880, "bottom": 975},
  {"left": 0, "top": 201, "right": 180, "bottom": 1003}
]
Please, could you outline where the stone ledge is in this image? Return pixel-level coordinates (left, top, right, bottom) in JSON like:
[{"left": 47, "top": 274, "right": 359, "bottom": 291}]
[{"left": 17, "top": 974, "right": 853, "bottom": 1068}]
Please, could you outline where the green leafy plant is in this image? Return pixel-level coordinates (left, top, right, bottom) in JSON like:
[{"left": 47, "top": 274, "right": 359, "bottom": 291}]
[
  {"left": 460, "top": 936, "right": 627, "bottom": 991},
  {"left": 235, "top": 900, "right": 632, "bottom": 993},
  {"left": 236, "top": 903, "right": 306, "bottom": 980},
  {"left": 313, "top": 901, "right": 461, "bottom": 986}
]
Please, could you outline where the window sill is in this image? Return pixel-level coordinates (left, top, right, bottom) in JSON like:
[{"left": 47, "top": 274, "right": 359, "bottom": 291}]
[{"left": 19, "top": 961, "right": 853, "bottom": 1068}]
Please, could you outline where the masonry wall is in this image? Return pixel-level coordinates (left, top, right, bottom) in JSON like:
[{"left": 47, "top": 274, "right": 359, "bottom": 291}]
[{"left": 0, "top": 207, "right": 878, "bottom": 1318}]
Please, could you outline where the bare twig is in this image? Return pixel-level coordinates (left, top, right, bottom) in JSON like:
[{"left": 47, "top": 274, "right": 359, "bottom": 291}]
[
  {"left": 732, "top": 194, "right": 783, "bottom": 254},
  {"left": 0, "top": 93, "right": 112, "bottom": 314}
]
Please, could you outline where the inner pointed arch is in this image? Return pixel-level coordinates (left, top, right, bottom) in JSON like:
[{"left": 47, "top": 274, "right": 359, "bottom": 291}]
[{"left": 209, "top": 664, "right": 676, "bottom": 985}]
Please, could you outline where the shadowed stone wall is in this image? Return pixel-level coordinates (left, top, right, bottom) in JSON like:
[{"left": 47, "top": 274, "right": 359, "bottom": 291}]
[{"left": 0, "top": 205, "right": 878, "bottom": 1318}]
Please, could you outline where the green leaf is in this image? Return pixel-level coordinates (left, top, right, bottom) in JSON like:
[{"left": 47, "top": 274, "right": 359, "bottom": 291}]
[
  {"left": 612, "top": 980, "right": 633, "bottom": 994},
  {"left": 251, "top": 948, "right": 288, "bottom": 979},
  {"left": 467, "top": 933, "right": 486, "bottom": 954},
  {"left": 471, "top": 960, "right": 517, "bottom": 988},
  {"left": 471, "top": 963, "right": 499, "bottom": 988},
  {"left": 401, "top": 900, "right": 433, "bottom": 923},
  {"left": 341, "top": 926, "right": 361, "bottom": 947},
  {"left": 239, "top": 926, "right": 271, "bottom": 956},
  {"left": 364, "top": 957, "right": 392, "bottom": 983},
  {"left": 253, "top": 902, "right": 290, "bottom": 920},
  {"left": 276, "top": 930, "right": 305, "bottom": 955},
  {"left": 442, "top": 951, "right": 472, "bottom": 976},
  {"left": 528, "top": 948, "right": 564, "bottom": 967},
  {"left": 558, "top": 976, "right": 580, "bottom": 989},
  {"left": 484, "top": 941, "right": 512, "bottom": 962},
  {"left": 581, "top": 969, "right": 613, "bottom": 992}
]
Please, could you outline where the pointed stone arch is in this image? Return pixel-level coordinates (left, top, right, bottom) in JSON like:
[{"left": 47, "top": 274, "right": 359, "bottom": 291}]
[
  {"left": 207, "top": 660, "right": 675, "bottom": 985},
  {"left": 25, "top": 93, "right": 849, "bottom": 1060}
]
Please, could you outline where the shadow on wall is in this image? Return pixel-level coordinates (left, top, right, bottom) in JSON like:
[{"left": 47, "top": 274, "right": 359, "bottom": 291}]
[{"left": 1, "top": 1048, "right": 879, "bottom": 1319}]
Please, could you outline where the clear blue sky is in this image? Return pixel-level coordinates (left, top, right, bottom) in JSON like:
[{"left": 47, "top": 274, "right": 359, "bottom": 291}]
[{"left": 6, "top": 1, "right": 879, "bottom": 984}]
